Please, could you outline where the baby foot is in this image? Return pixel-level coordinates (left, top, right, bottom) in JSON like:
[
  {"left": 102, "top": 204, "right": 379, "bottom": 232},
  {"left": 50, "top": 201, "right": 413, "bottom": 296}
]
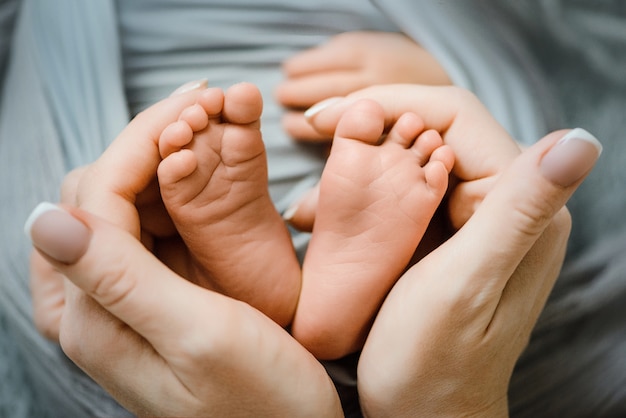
[
  {"left": 157, "top": 83, "right": 300, "bottom": 326},
  {"left": 292, "top": 99, "right": 454, "bottom": 359}
]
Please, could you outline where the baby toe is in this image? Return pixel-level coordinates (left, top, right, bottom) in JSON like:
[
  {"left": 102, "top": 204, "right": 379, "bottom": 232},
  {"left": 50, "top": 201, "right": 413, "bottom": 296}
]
[
  {"left": 159, "top": 120, "right": 194, "bottom": 159},
  {"left": 334, "top": 99, "right": 385, "bottom": 145}
]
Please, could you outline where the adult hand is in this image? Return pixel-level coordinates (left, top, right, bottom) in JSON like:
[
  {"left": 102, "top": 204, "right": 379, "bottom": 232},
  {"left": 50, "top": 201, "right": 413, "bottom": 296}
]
[
  {"left": 27, "top": 204, "right": 342, "bottom": 417},
  {"left": 31, "top": 81, "right": 240, "bottom": 342},
  {"left": 285, "top": 84, "right": 521, "bottom": 232},
  {"left": 358, "top": 128, "right": 601, "bottom": 417},
  {"left": 276, "top": 32, "right": 451, "bottom": 142},
  {"left": 27, "top": 81, "right": 343, "bottom": 416},
  {"left": 30, "top": 166, "right": 85, "bottom": 340},
  {"left": 291, "top": 85, "right": 601, "bottom": 415},
  {"left": 30, "top": 81, "right": 206, "bottom": 342}
]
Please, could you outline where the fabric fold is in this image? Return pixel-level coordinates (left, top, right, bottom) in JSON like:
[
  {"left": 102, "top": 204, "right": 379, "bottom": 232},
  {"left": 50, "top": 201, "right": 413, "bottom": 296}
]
[{"left": 0, "top": 0, "right": 131, "bottom": 416}]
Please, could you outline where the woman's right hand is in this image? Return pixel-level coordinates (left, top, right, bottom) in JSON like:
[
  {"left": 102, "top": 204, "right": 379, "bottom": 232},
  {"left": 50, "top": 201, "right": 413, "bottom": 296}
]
[
  {"left": 297, "top": 86, "right": 601, "bottom": 416},
  {"left": 282, "top": 122, "right": 599, "bottom": 416},
  {"left": 357, "top": 128, "right": 601, "bottom": 417}
]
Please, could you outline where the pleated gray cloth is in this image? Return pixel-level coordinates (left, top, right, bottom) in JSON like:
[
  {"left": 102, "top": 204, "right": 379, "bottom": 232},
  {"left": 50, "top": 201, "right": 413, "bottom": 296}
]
[{"left": 0, "top": 1, "right": 624, "bottom": 417}]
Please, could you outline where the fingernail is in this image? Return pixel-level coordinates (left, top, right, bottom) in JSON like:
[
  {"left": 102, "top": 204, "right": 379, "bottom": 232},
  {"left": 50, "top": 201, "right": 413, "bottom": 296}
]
[
  {"left": 540, "top": 128, "right": 602, "bottom": 187},
  {"left": 283, "top": 187, "right": 313, "bottom": 221},
  {"left": 282, "top": 202, "right": 300, "bottom": 222},
  {"left": 283, "top": 185, "right": 319, "bottom": 222},
  {"left": 170, "top": 79, "right": 208, "bottom": 96},
  {"left": 304, "top": 97, "right": 343, "bottom": 119},
  {"left": 25, "top": 202, "right": 91, "bottom": 264}
]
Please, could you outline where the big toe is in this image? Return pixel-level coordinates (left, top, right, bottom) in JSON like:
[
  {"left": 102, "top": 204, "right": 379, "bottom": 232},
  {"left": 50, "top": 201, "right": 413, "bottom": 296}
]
[
  {"left": 334, "top": 99, "right": 385, "bottom": 145},
  {"left": 223, "top": 82, "right": 263, "bottom": 125}
]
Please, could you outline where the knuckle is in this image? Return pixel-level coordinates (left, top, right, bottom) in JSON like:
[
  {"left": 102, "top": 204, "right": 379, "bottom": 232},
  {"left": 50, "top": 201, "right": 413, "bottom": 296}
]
[
  {"left": 510, "top": 191, "right": 562, "bottom": 239},
  {"left": 88, "top": 253, "right": 138, "bottom": 311},
  {"left": 60, "top": 167, "right": 86, "bottom": 204}
]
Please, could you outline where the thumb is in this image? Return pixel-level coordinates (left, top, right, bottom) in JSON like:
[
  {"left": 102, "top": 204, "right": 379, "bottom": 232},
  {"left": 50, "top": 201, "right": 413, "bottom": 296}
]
[
  {"left": 450, "top": 128, "right": 602, "bottom": 293},
  {"left": 24, "top": 202, "right": 232, "bottom": 352},
  {"left": 76, "top": 83, "right": 207, "bottom": 236},
  {"left": 283, "top": 184, "right": 319, "bottom": 232}
]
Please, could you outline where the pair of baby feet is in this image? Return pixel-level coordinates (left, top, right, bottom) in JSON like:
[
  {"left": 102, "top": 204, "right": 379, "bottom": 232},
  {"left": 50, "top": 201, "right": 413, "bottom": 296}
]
[{"left": 157, "top": 83, "right": 454, "bottom": 359}]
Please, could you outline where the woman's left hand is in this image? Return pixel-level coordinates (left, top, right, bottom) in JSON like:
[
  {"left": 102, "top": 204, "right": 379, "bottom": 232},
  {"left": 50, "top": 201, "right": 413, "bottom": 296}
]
[{"left": 27, "top": 84, "right": 343, "bottom": 417}]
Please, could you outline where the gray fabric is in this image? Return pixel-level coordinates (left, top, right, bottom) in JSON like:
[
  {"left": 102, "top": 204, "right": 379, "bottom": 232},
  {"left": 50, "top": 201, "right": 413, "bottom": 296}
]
[
  {"left": 372, "top": 0, "right": 559, "bottom": 145},
  {"left": 1, "top": 0, "right": 623, "bottom": 417},
  {"left": 492, "top": 1, "right": 626, "bottom": 416},
  {"left": 115, "top": 0, "right": 399, "bottom": 220},
  {"left": 0, "top": 0, "right": 19, "bottom": 94},
  {"left": 0, "top": 1, "right": 135, "bottom": 415}
]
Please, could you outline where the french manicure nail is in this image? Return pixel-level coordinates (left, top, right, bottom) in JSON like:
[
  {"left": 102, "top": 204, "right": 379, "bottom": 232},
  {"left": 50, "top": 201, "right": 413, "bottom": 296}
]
[
  {"left": 282, "top": 185, "right": 319, "bottom": 223},
  {"left": 25, "top": 202, "right": 91, "bottom": 264},
  {"left": 170, "top": 79, "right": 208, "bottom": 96},
  {"left": 282, "top": 202, "right": 299, "bottom": 221},
  {"left": 304, "top": 97, "right": 343, "bottom": 119},
  {"left": 283, "top": 188, "right": 310, "bottom": 221},
  {"left": 540, "top": 128, "right": 602, "bottom": 187}
]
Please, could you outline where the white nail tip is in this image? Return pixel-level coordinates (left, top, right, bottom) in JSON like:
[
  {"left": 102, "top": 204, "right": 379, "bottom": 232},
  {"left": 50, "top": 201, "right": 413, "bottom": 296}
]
[
  {"left": 282, "top": 204, "right": 299, "bottom": 221},
  {"left": 24, "top": 202, "right": 63, "bottom": 239},
  {"left": 304, "top": 97, "right": 343, "bottom": 119},
  {"left": 170, "top": 79, "right": 208, "bottom": 96},
  {"left": 560, "top": 128, "right": 603, "bottom": 156}
]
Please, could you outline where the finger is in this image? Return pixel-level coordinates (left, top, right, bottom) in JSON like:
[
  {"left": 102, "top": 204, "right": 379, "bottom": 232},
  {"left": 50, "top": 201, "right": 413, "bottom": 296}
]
[
  {"left": 305, "top": 84, "right": 521, "bottom": 179},
  {"left": 60, "top": 278, "right": 164, "bottom": 410},
  {"left": 447, "top": 175, "right": 498, "bottom": 229},
  {"left": 441, "top": 129, "right": 601, "bottom": 314},
  {"left": 306, "top": 85, "right": 470, "bottom": 133},
  {"left": 360, "top": 129, "right": 601, "bottom": 388},
  {"left": 283, "top": 184, "right": 319, "bottom": 232},
  {"left": 276, "top": 72, "right": 367, "bottom": 109},
  {"left": 135, "top": 177, "right": 177, "bottom": 238},
  {"left": 30, "top": 166, "right": 89, "bottom": 342},
  {"left": 77, "top": 85, "right": 207, "bottom": 236},
  {"left": 29, "top": 250, "right": 65, "bottom": 341},
  {"left": 488, "top": 208, "right": 570, "bottom": 350},
  {"left": 24, "top": 203, "right": 234, "bottom": 354},
  {"left": 281, "top": 35, "right": 360, "bottom": 77},
  {"left": 25, "top": 203, "right": 342, "bottom": 416},
  {"left": 282, "top": 111, "right": 332, "bottom": 143}
]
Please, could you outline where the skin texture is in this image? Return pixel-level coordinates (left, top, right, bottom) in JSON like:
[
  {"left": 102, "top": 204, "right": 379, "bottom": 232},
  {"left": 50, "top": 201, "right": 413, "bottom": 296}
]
[
  {"left": 357, "top": 135, "right": 583, "bottom": 417},
  {"left": 276, "top": 31, "right": 451, "bottom": 143},
  {"left": 32, "top": 31, "right": 452, "bottom": 344},
  {"left": 286, "top": 84, "right": 521, "bottom": 232},
  {"left": 156, "top": 87, "right": 454, "bottom": 360},
  {"left": 293, "top": 100, "right": 454, "bottom": 359},
  {"left": 157, "top": 84, "right": 300, "bottom": 327},
  {"left": 31, "top": 86, "right": 343, "bottom": 417},
  {"left": 28, "top": 83, "right": 599, "bottom": 416},
  {"left": 27, "top": 32, "right": 601, "bottom": 416},
  {"left": 298, "top": 89, "right": 600, "bottom": 416}
]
